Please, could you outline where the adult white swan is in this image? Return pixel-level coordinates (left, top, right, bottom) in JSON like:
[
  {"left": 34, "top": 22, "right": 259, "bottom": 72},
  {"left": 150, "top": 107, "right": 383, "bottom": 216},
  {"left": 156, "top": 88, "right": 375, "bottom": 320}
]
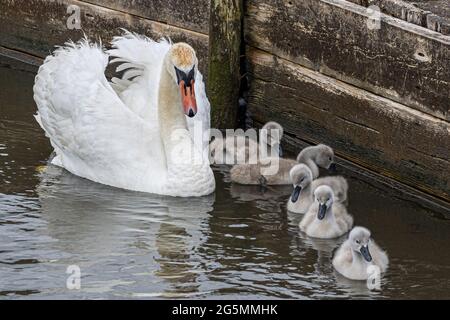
[{"left": 33, "top": 31, "right": 215, "bottom": 197}]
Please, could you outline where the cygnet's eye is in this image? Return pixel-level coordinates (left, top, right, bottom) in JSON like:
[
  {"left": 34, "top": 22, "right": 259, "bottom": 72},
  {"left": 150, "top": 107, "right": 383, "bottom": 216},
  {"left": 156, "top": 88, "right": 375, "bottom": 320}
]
[
  {"left": 300, "top": 178, "right": 304, "bottom": 182},
  {"left": 356, "top": 240, "right": 360, "bottom": 244},
  {"left": 329, "top": 157, "right": 332, "bottom": 161}
]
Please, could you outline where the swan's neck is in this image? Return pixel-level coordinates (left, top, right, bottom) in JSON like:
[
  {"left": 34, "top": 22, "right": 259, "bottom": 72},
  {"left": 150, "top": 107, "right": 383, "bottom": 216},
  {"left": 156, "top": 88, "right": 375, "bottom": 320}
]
[
  {"left": 158, "top": 64, "right": 188, "bottom": 158},
  {"left": 305, "top": 159, "right": 319, "bottom": 179},
  {"left": 298, "top": 149, "right": 319, "bottom": 178}
]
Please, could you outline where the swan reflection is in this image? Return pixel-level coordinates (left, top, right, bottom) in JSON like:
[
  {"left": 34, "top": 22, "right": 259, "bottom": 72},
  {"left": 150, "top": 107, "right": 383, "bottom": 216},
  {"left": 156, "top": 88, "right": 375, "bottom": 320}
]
[{"left": 36, "top": 165, "right": 214, "bottom": 297}]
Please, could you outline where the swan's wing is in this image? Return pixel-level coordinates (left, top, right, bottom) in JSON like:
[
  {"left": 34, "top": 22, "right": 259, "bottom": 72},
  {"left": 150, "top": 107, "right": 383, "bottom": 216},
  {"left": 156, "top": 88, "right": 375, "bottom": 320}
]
[
  {"left": 33, "top": 39, "right": 166, "bottom": 191},
  {"left": 108, "top": 30, "right": 171, "bottom": 122},
  {"left": 333, "top": 242, "right": 353, "bottom": 267}
]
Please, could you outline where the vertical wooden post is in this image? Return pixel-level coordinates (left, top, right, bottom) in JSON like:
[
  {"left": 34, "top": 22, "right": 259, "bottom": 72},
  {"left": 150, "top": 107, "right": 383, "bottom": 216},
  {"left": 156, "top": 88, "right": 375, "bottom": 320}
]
[{"left": 207, "top": 0, "right": 243, "bottom": 129}]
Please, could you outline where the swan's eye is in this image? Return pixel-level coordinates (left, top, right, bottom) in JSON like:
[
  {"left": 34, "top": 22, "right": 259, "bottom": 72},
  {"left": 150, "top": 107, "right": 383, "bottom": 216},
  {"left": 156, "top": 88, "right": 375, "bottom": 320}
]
[
  {"left": 329, "top": 157, "right": 332, "bottom": 161},
  {"left": 356, "top": 240, "right": 360, "bottom": 244},
  {"left": 300, "top": 178, "right": 304, "bottom": 182}
]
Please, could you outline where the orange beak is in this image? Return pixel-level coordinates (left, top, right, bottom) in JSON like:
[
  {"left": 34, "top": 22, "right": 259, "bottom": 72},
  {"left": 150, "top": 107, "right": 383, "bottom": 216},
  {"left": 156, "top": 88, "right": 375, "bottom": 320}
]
[{"left": 180, "top": 80, "right": 197, "bottom": 118}]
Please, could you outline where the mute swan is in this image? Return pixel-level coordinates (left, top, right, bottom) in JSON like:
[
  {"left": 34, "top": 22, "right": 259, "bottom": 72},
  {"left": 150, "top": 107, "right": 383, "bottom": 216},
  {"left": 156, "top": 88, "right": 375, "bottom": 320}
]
[
  {"left": 287, "top": 164, "right": 348, "bottom": 214},
  {"left": 230, "top": 143, "right": 335, "bottom": 185},
  {"left": 297, "top": 144, "right": 335, "bottom": 179},
  {"left": 33, "top": 33, "right": 215, "bottom": 197},
  {"left": 209, "top": 121, "right": 283, "bottom": 164},
  {"left": 333, "top": 226, "right": 389, "bottom": 280},
  {"left": 299, "top": 185, "right": 353, "bottom": 238}
]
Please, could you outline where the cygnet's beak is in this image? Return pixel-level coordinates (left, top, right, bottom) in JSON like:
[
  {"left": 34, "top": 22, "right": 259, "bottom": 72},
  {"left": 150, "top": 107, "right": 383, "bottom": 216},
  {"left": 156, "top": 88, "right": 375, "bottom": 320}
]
[
  {"left": 329, "top": 162, "right": 337, "bottom": 173},
  {"left": 175, "top": 66, "right": 197, "bottom": 117},
  {"left": 317, "top": 203, "right": 327, "bottom": 220},
  {"left": 360, "top": 245, "right": 372, "bottom": 262},
  {"left": 291, "top": 185, "right": 302, "bottom": 203}
]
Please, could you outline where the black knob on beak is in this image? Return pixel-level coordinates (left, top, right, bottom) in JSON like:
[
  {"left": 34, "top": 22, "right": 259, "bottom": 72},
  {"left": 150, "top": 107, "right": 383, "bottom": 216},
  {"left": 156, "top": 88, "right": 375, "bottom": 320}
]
[{"left": 188, "top": 109, "right": 195, "bottom": 118}]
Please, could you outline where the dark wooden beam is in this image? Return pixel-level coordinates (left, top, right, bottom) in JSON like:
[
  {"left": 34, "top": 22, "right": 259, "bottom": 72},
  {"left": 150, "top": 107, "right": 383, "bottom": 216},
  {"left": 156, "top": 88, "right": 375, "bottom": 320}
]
[{"left": 207, "top": 0, "right": 243, "bottom": 129}]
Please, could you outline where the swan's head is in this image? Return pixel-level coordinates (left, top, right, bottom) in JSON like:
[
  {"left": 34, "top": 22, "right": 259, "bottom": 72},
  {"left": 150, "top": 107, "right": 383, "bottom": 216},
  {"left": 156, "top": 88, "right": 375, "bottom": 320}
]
[
  {"left": 261, "top": 121, "right": 284, "bottom": 157},
  {"left": 349, "top": 226, "right": 372, "bottom": 262},
  {"left": 166, "top": 43, "right": 199, "bottom": 118},
  {"left": 289, "top": 164, "right": 313, "bottom": 203},
  {"left": 313, "top": 185, "right": 334, "bottom": 220},
  {"left": 314, "top": 144, "right": 335, "bottom": 171}
]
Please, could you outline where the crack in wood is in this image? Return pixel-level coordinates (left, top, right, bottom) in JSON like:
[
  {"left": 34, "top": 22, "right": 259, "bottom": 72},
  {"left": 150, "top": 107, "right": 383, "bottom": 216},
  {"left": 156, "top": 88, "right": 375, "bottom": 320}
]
[{"left": 335, "top": 115, "right": 381, "bottom": 134}]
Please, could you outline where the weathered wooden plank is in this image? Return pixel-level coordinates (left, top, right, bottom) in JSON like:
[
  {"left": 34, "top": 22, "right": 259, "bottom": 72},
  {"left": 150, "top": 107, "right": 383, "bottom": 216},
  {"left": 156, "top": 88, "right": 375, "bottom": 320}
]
[
  {"left": 347, "top": 0, "right": 430, "bottom": 27},
  {"left": 0, "top": 46, "right": 42, "bottom": 73},
  {"left": 79, "top": 0, "right": 210, "bottom": 34},
  {"left": 247, "top": 47, "right": 450, "bottom": 201},
  {"left": 208, "top": 0, "right": 243, "bottom": 128},
  {"left": 245, "top": 0, "right": 450, "bottom": 121},
  {"left": 0, "top": 0, "right": 209, "bottom": 74},
  {"left": 347, "top": 0, "right": 450, "bottom": 35},
  {"left": 417, "top": 0, "right": 450, "bottom": 35}
]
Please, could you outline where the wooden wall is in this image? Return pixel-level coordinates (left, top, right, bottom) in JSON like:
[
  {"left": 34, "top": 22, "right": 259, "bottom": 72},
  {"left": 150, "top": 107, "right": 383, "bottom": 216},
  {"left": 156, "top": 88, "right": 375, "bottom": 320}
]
[
  {"left": 347, "top": 0, "right": 450, "bottom": 35},
  {"left": 0, "top": 0, "right": 210, "bottom": 73},
  {"left": 244, "top": 0, "right": 450, "bottom": 201}
]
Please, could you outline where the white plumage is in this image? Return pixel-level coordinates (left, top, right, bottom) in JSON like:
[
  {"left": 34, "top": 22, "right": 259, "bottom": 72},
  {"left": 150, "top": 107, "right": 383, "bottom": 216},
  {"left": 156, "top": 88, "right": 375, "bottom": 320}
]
[{"left": 33, "top": 32, "right": 214, "bottom": 197}]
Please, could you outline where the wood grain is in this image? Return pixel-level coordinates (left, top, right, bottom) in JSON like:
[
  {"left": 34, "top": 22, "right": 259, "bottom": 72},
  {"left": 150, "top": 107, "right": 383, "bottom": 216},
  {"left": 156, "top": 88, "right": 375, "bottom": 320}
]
[
  {"left": 0, "top": 0, "right": 209, "bottom": 74},
  {"left": 245, "top": 0, "right": 450, "bottom": 121},
  {"left": 208, "top": 0, "right": 243, "bottom": 128},
  {"left": 79, "top": 0, "right": 210, "bottom": 34},
  {"left": 246, "top": 47, "right": 450, "bottom": 201}
]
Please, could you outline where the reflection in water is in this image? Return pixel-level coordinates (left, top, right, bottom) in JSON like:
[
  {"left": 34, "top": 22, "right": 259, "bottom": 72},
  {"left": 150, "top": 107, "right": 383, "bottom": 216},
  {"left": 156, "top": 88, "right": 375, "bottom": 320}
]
[
  {"left": 1, "top": 62, "right": 450, "bottom": 299},
  {"left": 35, "top": 165, "right": 214, "bottom": 298}
]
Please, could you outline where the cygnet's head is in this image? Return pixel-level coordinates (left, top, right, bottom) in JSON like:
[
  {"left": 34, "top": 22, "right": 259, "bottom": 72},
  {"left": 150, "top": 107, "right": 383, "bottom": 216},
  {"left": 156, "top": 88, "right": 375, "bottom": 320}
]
[
  {"left": 165, "top": 43, "right": 198, "bottom": 118},
  {"left": 349, "top": 226, "right": 372, "bottom": 262},
  {"left": 260, "top": 121, "right": 284, "bottom": 157},
  {"left": 289, "top": 164, "right": 313, "bottom": 203},
  {"left": 313, "top": 185, "right": 334, "bottom": 220},
  {"left": 314, "top": 144, "right": 335, "bottom": 171}
]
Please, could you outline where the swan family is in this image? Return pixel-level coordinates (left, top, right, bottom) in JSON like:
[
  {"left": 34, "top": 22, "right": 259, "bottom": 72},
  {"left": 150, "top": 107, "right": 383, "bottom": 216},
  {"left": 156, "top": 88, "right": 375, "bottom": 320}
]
[
  {"left": 33, "top": 31, "right": 388, "bottom": 282},
  {"left": 229, "top": 135, "right": 388, "bottom": 280}
]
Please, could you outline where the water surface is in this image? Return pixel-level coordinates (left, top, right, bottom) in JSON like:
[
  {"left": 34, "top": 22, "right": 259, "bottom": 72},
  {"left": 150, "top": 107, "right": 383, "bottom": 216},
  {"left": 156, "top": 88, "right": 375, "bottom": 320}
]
[{"left": 1, "top": 61, "right": 450, "bottom": 299}]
